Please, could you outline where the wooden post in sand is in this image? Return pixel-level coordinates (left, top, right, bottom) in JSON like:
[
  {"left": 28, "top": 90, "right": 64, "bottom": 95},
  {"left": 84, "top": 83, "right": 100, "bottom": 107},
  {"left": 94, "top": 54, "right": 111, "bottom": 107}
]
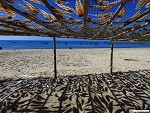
[
  {"left": 53, "top": 37, "right": 57, "bottom": 80},
  {"left": 110, "top": 38, "right": 114, "bottom": 76}
]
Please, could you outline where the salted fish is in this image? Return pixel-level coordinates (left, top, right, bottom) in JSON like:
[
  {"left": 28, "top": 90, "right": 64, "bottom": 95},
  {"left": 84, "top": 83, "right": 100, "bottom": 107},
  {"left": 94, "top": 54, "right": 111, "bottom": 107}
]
[
  {"left": 0, "top": 4, "right": 16, "bottom": 17},
  {"left": 136, "top": 0, "right": 149, "bottom": 10},
  {"left": 76, "top": 0, "right": 84, "bottom": 17}
]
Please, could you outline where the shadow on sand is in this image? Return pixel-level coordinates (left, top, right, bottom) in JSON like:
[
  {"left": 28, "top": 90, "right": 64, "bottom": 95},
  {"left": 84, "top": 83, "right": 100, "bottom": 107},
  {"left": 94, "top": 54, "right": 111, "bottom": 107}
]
[{"left": 0, "top": 69, "right": 150, "bottom": 113}]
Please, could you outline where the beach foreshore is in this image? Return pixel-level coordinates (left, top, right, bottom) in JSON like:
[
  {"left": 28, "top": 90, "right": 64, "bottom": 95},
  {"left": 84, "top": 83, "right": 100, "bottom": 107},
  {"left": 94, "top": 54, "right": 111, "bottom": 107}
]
[
  {"left": 0, "top": 48, "right": 150, "bottom": 80},
  {"left": 0, "top": 48, "right": 150, "bottom": 112}
]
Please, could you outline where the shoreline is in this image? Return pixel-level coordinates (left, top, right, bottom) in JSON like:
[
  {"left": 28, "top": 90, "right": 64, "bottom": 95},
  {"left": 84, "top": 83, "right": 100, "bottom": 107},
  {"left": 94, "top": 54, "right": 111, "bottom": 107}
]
[{"left": 1, "top": 46, "right": 150, "bottom": 50}]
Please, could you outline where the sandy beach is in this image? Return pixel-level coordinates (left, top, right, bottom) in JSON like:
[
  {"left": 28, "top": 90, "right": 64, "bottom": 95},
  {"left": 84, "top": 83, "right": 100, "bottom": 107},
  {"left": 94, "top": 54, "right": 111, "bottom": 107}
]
[
  {"left": 0, "top": 48, "right": 150, "bottom": 112},
  {"left": 0, "top": 48, "right": 150, "bottom": 80}
]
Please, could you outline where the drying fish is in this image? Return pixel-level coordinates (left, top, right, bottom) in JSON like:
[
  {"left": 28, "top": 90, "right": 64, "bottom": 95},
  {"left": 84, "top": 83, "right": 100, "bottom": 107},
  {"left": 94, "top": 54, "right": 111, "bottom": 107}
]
[
  {"left": 116, "top": 7, "right": 126, "bottom": 22},
  {"left": 57, "top": 4, "right": 75, "bottom": 13},
  {"left": 93, "top": 16, "right": 110, "bottom": 24},
  {"left": 145, "top": 2, "right": 150, "bottom": 9},
  {"left": 0, "top": 4, "right": 16, "bottom": 17},
  {"left": 136, "top": 15, "right": 146, "bottom": 21},
  {"left": 23, "top": 0, "right": 40, "bottom": 16},
  {"left": 89, "top": 5, "right": 102, "bottom": 9},
  {"left": 51, "top": 22, "right": 61, "bottom": 27},
  {"left": 5, "top": 0, "right": 16, "bottom": 4},
  {"left": 51, "top": 7, "right": 69, "bottom": 19},
  {"left": 94, "top": 0, "right": 109, "bottom": 5},
  {"left": 89, "top": 0, "right": 121, "bottom": 12},
  {"left": 17, "top": 18, "right": 31, "bottom": 23},
  {"left": 19, "top": 4, "right": 36, "bottom": 16},
  {"left": 56, "top": 0, "right": 67, "bottom": 4},
  {"left": 76, "top": 0, "right": 84, "bottom": 17},
  {"left": 0, "top": 16, "right": 12, "bottom": 21},
  {"left": 101, "top": 0, "right": 121, "bottom": 12},
  {"left": 40, "top": 9, "right": 51, "bottom": 21},
  {"left": 49, "top": 14, "right": 57, "bottom": 21},
  {"left": 136, "top": 0, "right": 149, "bottom": 10},
  {"left": 30, "top": 0, "right": 44, "bottom": 5},
  {"left": 90, "top": 12, "right": 112, "bottom": 18},
  {"left": 66, "top": 17, "right": 81, "bottom": 23},
  {"left": 128, "top": 11, "right": 140, "bottom": 21}
]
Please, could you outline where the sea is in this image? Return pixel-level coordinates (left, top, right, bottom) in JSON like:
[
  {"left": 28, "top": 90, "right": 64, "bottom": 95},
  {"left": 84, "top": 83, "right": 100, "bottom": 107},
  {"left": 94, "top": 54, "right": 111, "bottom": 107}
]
[{"left": 0, "top": 36, "right": 150, "bottom": 50}]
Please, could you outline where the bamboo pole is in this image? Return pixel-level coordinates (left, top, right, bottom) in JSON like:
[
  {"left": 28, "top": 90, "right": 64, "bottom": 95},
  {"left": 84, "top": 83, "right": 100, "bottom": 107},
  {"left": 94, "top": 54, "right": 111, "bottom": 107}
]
[
  {"left": 110, "top": 38, "right": 114, "bottom": 76},
  {"left": 83, "top": 0, "right": 89, "bottom": 33},
  {"left": 53, "top": 37, "right": 57, "bottom": 80}
]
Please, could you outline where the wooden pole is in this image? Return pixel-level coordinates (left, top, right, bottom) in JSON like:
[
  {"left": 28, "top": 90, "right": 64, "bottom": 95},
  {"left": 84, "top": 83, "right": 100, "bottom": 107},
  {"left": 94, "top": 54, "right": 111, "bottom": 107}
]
[
  {"left": 110, "top": 38, "right": 114, "bottom": 76},
  {"left": 53, "top": 37, "right": 57, "bottom": 80}
]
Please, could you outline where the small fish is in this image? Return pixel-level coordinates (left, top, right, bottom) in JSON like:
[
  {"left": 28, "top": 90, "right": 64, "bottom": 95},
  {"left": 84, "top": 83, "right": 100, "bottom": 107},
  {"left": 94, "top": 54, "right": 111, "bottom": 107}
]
[
  {"left": 145, "top": 2, "right": 150, "bottom": 9},
  {"left": 57, "top": 4, "right": 75, "bottom": 13},
  {"left": 136, "top": 15, "right": 146, "bottom": 21},
  {"left": 51, "top": 7, "right": 68, "bottom": 19},
  {"left": 94, "top": 0, "right": 109, "bottom": 5},
  {"left": 51, "top": 22, "right": 61, "bottom": 27},
  {"left": 19, "top": 4, "right": 36, "bottom": 16},
  {"left": 23, "top": 0, "right": 40, "bottom": 16},
  {"left": 15, "top": 18, "right": 31, "bottom": 23},
  {"left": 116, "top": 7, "right": 126, "bottom": 22},
  {"left": 89, "top": 0, "right": 121, "bottom": 12},
  {"left": 66, "top": 17, "right": 81, "bottom": 23},
  {"left": 93, "top": 16, "right": 110, "bottom": 24},
  {"left": 30, "top": 0, "right": 44, "bottom": 5},
  {"left": 0, "top": 16, "right": 12, "bottom": 21},
  {"left": 129, "top": 11, "right": 140, "bottom": 21},
  {"left": 90, "top": 12, "right": 112, "bottom": 18},
  {"left": 100, "top": 0, "right": 121, "bottom": 12},
  {"left": 76, "top": 0, "right": 84, "bottom": 17},
  {"left": 0, "top": 4, "right": 16, "bottom": 17},
  {"left": 5, "top": 0, "right": 16, "bottom": 4},
  {"left": 49, "top": 14, "right": 57, "bottom": 21},
  {"left": 133, "top": 24, "right": 141, "bottom": 29},
  {"left": 40, "top": 9, "right": 51, "bottom": 21},
  {"left": 56, "top": 0, "right": 66, "bottom": 4},
  {"left": 136, "top": 0, "right": 149, "bottom": 10},
  {"left": 89, "top": 5, "right": 102, "bottom": 9}
]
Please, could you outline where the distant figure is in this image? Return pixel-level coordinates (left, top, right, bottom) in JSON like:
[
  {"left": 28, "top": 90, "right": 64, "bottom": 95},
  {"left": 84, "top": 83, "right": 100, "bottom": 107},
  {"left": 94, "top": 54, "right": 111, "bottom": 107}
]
[
  {"left": 69, "top": 47, "right": 72, "bottom": 49},
  {"left": 0, "top": 47, "right": 2, "bottom": 50}
]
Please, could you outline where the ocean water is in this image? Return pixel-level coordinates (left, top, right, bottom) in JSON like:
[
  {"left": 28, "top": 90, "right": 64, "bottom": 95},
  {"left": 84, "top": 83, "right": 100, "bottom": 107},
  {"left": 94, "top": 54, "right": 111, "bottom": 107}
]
[{"left": 0, "top": 40, "right": 150, "bottom": 50}]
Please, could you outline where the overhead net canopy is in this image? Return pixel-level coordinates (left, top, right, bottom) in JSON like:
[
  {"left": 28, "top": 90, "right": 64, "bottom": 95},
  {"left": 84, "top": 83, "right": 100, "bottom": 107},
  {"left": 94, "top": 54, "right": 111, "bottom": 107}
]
[{"left": 0, "top": 0, "right": 150, "bottom": 41}]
